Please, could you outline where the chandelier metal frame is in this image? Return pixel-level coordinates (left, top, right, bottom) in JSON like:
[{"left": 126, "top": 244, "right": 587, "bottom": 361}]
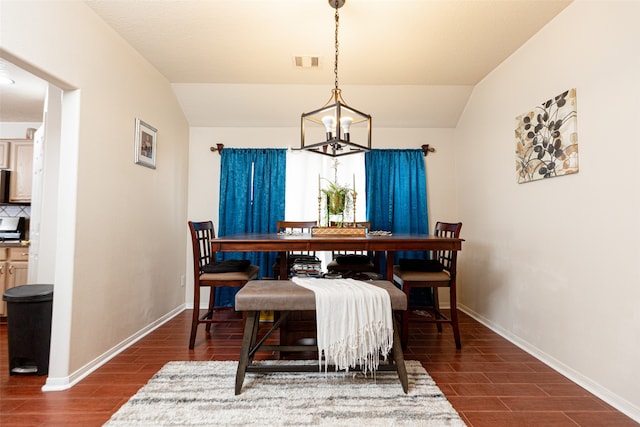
[{"left": 300, "top": 0, "right": 372, "bottom": 157}]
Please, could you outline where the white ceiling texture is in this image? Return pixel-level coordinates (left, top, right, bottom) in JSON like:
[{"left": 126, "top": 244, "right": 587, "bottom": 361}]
[{"left": 1, "top": 0, "right": 572, "bottom": 128}]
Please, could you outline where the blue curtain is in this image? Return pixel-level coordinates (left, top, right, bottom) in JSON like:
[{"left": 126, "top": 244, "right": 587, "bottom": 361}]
[
  {"left": 365, "top": 148, "right": 429, "bottom": 265},
  {"left": 217, "top": 148, "right": 286, "bottom": 306},
  {"left": 365, "top": 149, "right": 430, "bottom": 306}
]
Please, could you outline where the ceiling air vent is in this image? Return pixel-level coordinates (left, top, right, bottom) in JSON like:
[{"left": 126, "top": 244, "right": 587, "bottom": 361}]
[{"left": 294, "top": 56, "right": 320, "bottom": 68}]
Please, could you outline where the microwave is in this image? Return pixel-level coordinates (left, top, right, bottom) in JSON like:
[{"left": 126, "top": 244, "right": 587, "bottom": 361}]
[{"left": 0, "top": 216, "right": 24, "bottom": 241}]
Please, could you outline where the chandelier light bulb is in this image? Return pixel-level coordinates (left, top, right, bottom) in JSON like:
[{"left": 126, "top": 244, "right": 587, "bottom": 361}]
[
  {"left": 322, "top": 116, "right": 336, "bottom": 140},
  {"left": 340, "top": 116, "right": 353, "bottom": 140}
]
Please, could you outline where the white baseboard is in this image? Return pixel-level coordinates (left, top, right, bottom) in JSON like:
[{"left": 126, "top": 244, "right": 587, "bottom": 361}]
[
  {"left": 42, "top": 304, "right": 186, "bottom": 392},
  {"left": 458, "top": 303, "right": 640, "bottom": 423}
]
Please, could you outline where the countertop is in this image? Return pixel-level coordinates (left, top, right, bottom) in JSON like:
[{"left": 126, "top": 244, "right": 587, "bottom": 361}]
[{"left": 0, "top": 241, "right": 30, "bottom": 248}]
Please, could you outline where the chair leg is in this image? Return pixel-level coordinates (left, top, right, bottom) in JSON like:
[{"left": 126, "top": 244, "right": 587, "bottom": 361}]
[
  {"left": 189, "top": 286, "right": 201, "bottom": 349},
  {"left": 205, "top": 287, "right": 216, "bottom": 332},
  {"left": 450, "top": 284, "right": 461, "bottom": 349},
  {"left": 433, "top": 287, "right": 443, "bottom": 333}
]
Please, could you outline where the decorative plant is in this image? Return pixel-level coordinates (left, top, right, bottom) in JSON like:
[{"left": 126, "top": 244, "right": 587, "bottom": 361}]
[
  {"left": 320, "top": 159, "right": 355, "bottom": 226},
  {"left": 322, "top": 179, "right": 350, "bottom": 215}
]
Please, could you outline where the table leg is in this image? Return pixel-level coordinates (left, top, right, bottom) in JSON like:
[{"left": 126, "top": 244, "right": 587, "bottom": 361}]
[
  {"left": 373, "top": 251, "right": 381, "bottom": 272},
  {"left": 235, "top": 311, "right": 259, "bottom": 395},
  {"left": 279, "top": 251, "right": 288, "bottom": 279},
  {"left": 385, "top": 250, "right": 395, "bottom": 282}
]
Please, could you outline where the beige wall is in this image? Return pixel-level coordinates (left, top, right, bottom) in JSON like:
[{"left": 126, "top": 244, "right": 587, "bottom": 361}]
[
  {"left": 1, "top": 1, "right": 189, "bottom": 385},
  {"left": 454, "top": 1, "right": 640, "bottom": 418}
]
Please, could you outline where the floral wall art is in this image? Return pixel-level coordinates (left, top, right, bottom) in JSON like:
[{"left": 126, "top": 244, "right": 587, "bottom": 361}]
[{"left": 515, "top": 89, "right": 578, "bottom": 183}]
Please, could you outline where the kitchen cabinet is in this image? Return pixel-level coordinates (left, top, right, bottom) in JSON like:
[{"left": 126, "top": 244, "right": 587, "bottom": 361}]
[
  {"left": 8, "top": 139, "right": 33, "bottom": 203},
  {"left": 0, "top": 246, "right": 29, "bottom": 316},
  {"left": 0, "top": 140, "right": 9, "bottom": 169},
  {"left": 0, "top": 138, "right": 34, "bottom": 203}
]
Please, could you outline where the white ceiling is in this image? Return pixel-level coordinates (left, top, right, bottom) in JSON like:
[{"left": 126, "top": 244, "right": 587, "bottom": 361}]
[
  {"left": 0, "top": 0, "right": 572, "bottom": 127},
  {"left": 0, "top": 59, "right": 48, "bottom": 123}
]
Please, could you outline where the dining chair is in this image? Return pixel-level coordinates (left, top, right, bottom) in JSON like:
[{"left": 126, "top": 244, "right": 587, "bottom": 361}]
[
  {"left": 326, "top": 222, "right": 378, "bottom": 278},
  {"left": 188, "top": 220, "right": 259, "bottom": 349},
  {"left": 272, "top": 220, "right": 317, "bottom": 279},
  {"left": 393, "top": 221, "right": 463, "bottom": 349}
]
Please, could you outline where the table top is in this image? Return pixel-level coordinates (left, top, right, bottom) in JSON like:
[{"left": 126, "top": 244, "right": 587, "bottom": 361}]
[{"left": 212, "top": 232, "right": 463, "bottom": 252}]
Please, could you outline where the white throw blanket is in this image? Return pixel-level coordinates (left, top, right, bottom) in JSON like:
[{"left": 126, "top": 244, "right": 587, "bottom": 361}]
[{"left": 292, "top": 277, "right": 393, "bottom": 374}]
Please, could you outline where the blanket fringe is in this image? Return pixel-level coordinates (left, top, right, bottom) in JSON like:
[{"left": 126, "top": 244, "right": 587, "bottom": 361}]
[{"left": 321, "top": 321, "right": 394, "bottom": 374}]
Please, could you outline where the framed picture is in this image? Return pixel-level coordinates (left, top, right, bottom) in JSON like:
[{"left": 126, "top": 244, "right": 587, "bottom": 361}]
[
  {"left": 134, "top": 118, "right": 157, "bottom": 169},
  {"left": 515, "top": 89, "right": 578, "bottom": 183}
]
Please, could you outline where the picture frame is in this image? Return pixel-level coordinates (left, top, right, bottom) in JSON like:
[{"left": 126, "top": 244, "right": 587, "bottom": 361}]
[
  {"left": 134, "top": 118, "right": 157, "bottom": 169},
  {"left": 515, "top": 89, "right": 578, "bottom": 183}
]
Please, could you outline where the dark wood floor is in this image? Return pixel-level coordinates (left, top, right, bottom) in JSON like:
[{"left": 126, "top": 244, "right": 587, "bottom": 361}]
[{"left": 1, "top": 310, "right": 637, "bottom": 427}]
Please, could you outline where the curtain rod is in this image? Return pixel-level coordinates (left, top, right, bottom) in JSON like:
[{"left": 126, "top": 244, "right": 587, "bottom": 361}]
[{"left": 210, "top": 143, "right": 435, "bottom": 156}]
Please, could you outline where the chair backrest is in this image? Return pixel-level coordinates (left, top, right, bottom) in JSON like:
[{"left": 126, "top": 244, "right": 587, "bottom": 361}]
[
  {"left": 433, "top": 221, "right": 462, "bottom": 276},
  {"left": 188, "top": 221, "right": 216, "bottom": 276},
  {"left": 276, "top": 220, "right": 317, "bottom": 234},
  {"left": 277, "top": 220, "right": 317, "bottom": 255}
]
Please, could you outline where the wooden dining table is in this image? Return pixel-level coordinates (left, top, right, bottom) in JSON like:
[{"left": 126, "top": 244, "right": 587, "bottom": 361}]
[{"left": 211, "top": 232, "right": 463, "bottom": 281}]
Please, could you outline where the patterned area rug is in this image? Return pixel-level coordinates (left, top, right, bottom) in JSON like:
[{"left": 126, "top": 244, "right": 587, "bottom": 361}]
[{"left": 104, "top": 360, "right": 465, "bottom": 426}]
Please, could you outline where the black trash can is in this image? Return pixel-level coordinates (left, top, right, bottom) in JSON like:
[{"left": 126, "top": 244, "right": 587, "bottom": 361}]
[{"left": 2, "top": 284, "right": 53, "bottom": 375}]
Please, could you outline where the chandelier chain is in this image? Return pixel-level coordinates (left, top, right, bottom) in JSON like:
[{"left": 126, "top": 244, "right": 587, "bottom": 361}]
[{"left": 334, "top": 5, "right": 339, "bottom": 90}]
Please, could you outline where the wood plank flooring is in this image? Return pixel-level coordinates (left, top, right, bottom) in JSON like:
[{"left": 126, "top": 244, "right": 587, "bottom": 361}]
[{"left": 0, "top": 310, "right": 637, "bottom": 426}]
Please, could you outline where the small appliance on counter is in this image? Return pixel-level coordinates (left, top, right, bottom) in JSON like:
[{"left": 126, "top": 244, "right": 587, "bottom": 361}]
[{"left": 0, "top": 217, "right": 25, "bottom": 242}]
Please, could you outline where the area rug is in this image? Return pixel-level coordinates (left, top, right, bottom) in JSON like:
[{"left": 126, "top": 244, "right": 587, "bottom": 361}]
[{"left": 104, "top": 360, "right": 465, "bottom": 426}]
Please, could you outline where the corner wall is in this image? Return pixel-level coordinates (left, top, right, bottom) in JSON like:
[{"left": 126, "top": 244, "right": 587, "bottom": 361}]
[
  {"left": 454, "top": 1, "right": 640, "bottom": 418},
  {"left": 1, "top": 1, "right": 190, "bottom": 384}
]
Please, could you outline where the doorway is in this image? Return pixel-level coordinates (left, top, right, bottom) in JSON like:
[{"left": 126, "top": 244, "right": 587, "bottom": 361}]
[{"left": 0, "top": 53, "right": 80, "bottom": 389}]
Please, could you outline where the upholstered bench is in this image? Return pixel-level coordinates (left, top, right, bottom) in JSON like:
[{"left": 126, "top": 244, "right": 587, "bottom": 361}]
[{"left": 234, "top": 279, "right": 408, "bottom": 395}]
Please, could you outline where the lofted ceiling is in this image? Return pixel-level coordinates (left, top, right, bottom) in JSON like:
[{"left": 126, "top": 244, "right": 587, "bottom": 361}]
[{"left": 1, "top": 0, "right": 572, "bottom": 127}]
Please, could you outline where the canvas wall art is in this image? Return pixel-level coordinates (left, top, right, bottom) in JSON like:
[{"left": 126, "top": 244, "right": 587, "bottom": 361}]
[{"left": 515, "top": 89, "right": 578, "bottom": 183}]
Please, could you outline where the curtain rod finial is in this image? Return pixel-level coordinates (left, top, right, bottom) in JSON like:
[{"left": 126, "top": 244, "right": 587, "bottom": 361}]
[
  {"left": 210, "top": 143, "right": 224, "bottom": 155},
  {"left": 422, "top": 144, "right": 435, "bottom": 156}
]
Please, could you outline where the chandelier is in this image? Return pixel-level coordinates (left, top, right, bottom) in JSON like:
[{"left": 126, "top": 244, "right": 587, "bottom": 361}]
[{"left": 300, "top": 0, "right": 371, "bottom": 157}]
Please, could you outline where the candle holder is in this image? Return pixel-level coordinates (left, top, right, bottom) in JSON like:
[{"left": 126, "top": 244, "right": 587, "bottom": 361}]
[{"left": 352, "top": 189, "right": 357, "bottom": 226}]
